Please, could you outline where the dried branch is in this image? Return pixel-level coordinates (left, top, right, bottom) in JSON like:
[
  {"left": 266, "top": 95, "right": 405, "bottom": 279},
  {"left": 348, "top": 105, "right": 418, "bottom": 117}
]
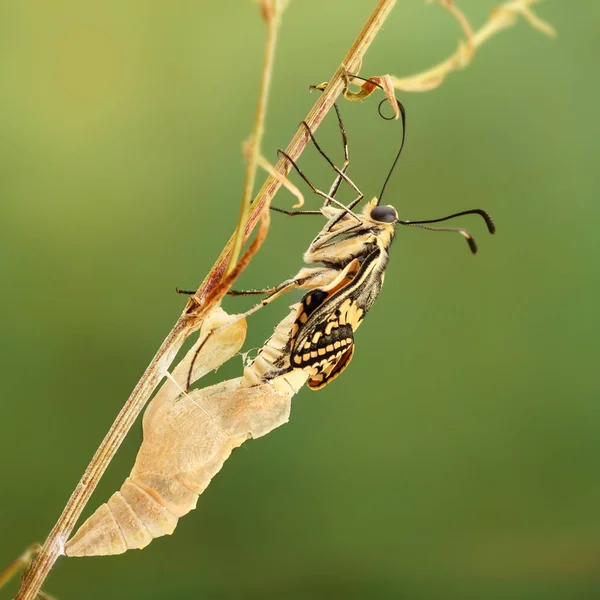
[
  {"left": 0, "top": 545, "right": 41, "bottom": 589},
  {"left": 227, "top": 0, "right": 288, "bottom": 274},
  {"left": 14, "top": 1, "right": 397, "bottom": 599},
  {"left": 249, "top": 146, "right": 306, "bottom": 208},
  {"left": 313, "top": 1, "right": 554, "bottom": 122},
  {"left": 392, "top": 0, "right": 555, "bottom": 92},
  {"left": 195, "top": 0, "right": 398, "bottom": 302}
]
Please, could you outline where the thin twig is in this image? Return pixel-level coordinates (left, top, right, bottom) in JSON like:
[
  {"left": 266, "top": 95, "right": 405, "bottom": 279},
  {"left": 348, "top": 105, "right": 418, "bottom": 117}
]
[
  {"left": 227, "top": 0, "right": 287, "bottom": 274},
  {"left": 197, "top": 0, "right": 397, "bottom": 302},
  {"left": 392, "top": 0, "right": 555, "bottom": 92},
  {"left": 246, "top": 144, "right": 305, "bottom": 208},
  {"left": 0, "top": 544, "right": 41, "bottom": 589},
  {"left": 14, "top": 2, "right": 397, "bottom": 599}
]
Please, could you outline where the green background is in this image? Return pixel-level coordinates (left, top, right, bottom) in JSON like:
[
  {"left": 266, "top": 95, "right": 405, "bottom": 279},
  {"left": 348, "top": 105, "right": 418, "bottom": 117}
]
[{"left": 1, "top": 1, "right": 599, "bottom": 599}]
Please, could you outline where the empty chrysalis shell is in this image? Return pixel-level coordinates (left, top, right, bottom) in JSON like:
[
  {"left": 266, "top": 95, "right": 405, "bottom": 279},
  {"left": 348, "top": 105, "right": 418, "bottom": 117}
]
[{"left": 65, "top": 306, "right": 308, "bottom": 557}]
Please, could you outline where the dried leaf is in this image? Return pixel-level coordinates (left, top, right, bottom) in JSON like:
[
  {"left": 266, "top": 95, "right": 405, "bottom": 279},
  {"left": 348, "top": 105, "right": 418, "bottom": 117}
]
[
  {"left": 343, "top": 74, "right": 400, "bottom": 120},
  {"left": 429, "top": 0, "right": 475, "bottom": 46},
  {"left": 391, "top": 74, "right": 445, "bottom": 93},
  {"left": 492, "top": 2, "right": 556, "bottom": 38},
  {"left": 243, "top": 140, "right": 305, "bottom": 208},
  {"left": 392, "top": 0, "right": 554, "bottom": 94}
]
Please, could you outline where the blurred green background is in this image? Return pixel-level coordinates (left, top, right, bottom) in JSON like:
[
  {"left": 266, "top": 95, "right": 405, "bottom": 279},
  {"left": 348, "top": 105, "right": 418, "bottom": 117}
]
[{"left": 1, "top": 1, "right": 599, "bottom": 599}]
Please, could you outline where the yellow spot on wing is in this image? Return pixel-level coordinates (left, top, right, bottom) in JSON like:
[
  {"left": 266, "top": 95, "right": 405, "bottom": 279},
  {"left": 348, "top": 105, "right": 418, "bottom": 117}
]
[
  {"left": 338, "top": 299, "right": 352, "bottom": 325},
  {"left": 325, "top": 321, "right": 338, "bottom": 335}
]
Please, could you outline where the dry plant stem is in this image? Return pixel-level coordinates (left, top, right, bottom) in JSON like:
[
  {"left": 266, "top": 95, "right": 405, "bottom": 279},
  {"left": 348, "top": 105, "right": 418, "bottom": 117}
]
[
  {"left": 15, "top": 321, "right": 194, "bottom": 600},
  {"left": 392, "top": 0, "right": 555, "bottom": 92},
  {"left": 15, "top": 1, "right": 397, "bottom": 599},
  {"left": 198, "top": 0, "right": 397, "bottom": 302},
  {"left": 0, "top": 545, "right": 41, "bottom": 589},
  {"left": 254, "top": 149, "right": 305, "bottom": 208},
  {"left": 15, "top": 212, "right": 271, "bottom": 600},
  {"left": 228, "top": 0, "right": 286, "bottom": 274}
]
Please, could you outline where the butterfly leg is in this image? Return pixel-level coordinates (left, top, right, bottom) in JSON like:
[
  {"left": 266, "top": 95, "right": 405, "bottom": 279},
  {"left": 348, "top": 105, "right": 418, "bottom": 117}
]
[{"left": 298, "top": 113, "right": 364, "bottom": 209}]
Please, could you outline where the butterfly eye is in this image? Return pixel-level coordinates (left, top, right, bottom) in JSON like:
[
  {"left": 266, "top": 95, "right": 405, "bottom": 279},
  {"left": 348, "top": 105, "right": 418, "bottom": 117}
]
[{"left": 370, "top": 205, "right": 397, "bottom": 223}]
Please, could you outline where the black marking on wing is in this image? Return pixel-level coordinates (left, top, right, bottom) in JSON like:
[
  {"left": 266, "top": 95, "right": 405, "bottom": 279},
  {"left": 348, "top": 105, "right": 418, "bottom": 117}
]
[
  {"left": 308, "top": 344, "right": 355, "bottom": 390},
  {"left": 290, "top": 322, "right": 354, "bottom": 369},
  {"left": 292, "top": 247, "right": 383, "bottom": 352},
  {"left": 289, "top": 246, "right": 388, "bottom": 388},
  {"left": 302, "top": 289, "right": 328, "bottom": 319}
]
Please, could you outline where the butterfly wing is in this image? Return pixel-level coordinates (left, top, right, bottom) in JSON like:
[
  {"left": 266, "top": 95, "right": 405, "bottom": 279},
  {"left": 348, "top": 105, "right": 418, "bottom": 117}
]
[
  {"left": 306, "top": 342, "right": 355, "bottom": 390},
  {"left": 288, "top": 249, "right": 385, "bottom": 389}
]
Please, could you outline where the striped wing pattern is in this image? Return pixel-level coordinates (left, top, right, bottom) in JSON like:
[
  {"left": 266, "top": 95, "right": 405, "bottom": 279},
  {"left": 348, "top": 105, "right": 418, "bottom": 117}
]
[{"left": 290, "top": 289, "right": 366, "bottom": 390}]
